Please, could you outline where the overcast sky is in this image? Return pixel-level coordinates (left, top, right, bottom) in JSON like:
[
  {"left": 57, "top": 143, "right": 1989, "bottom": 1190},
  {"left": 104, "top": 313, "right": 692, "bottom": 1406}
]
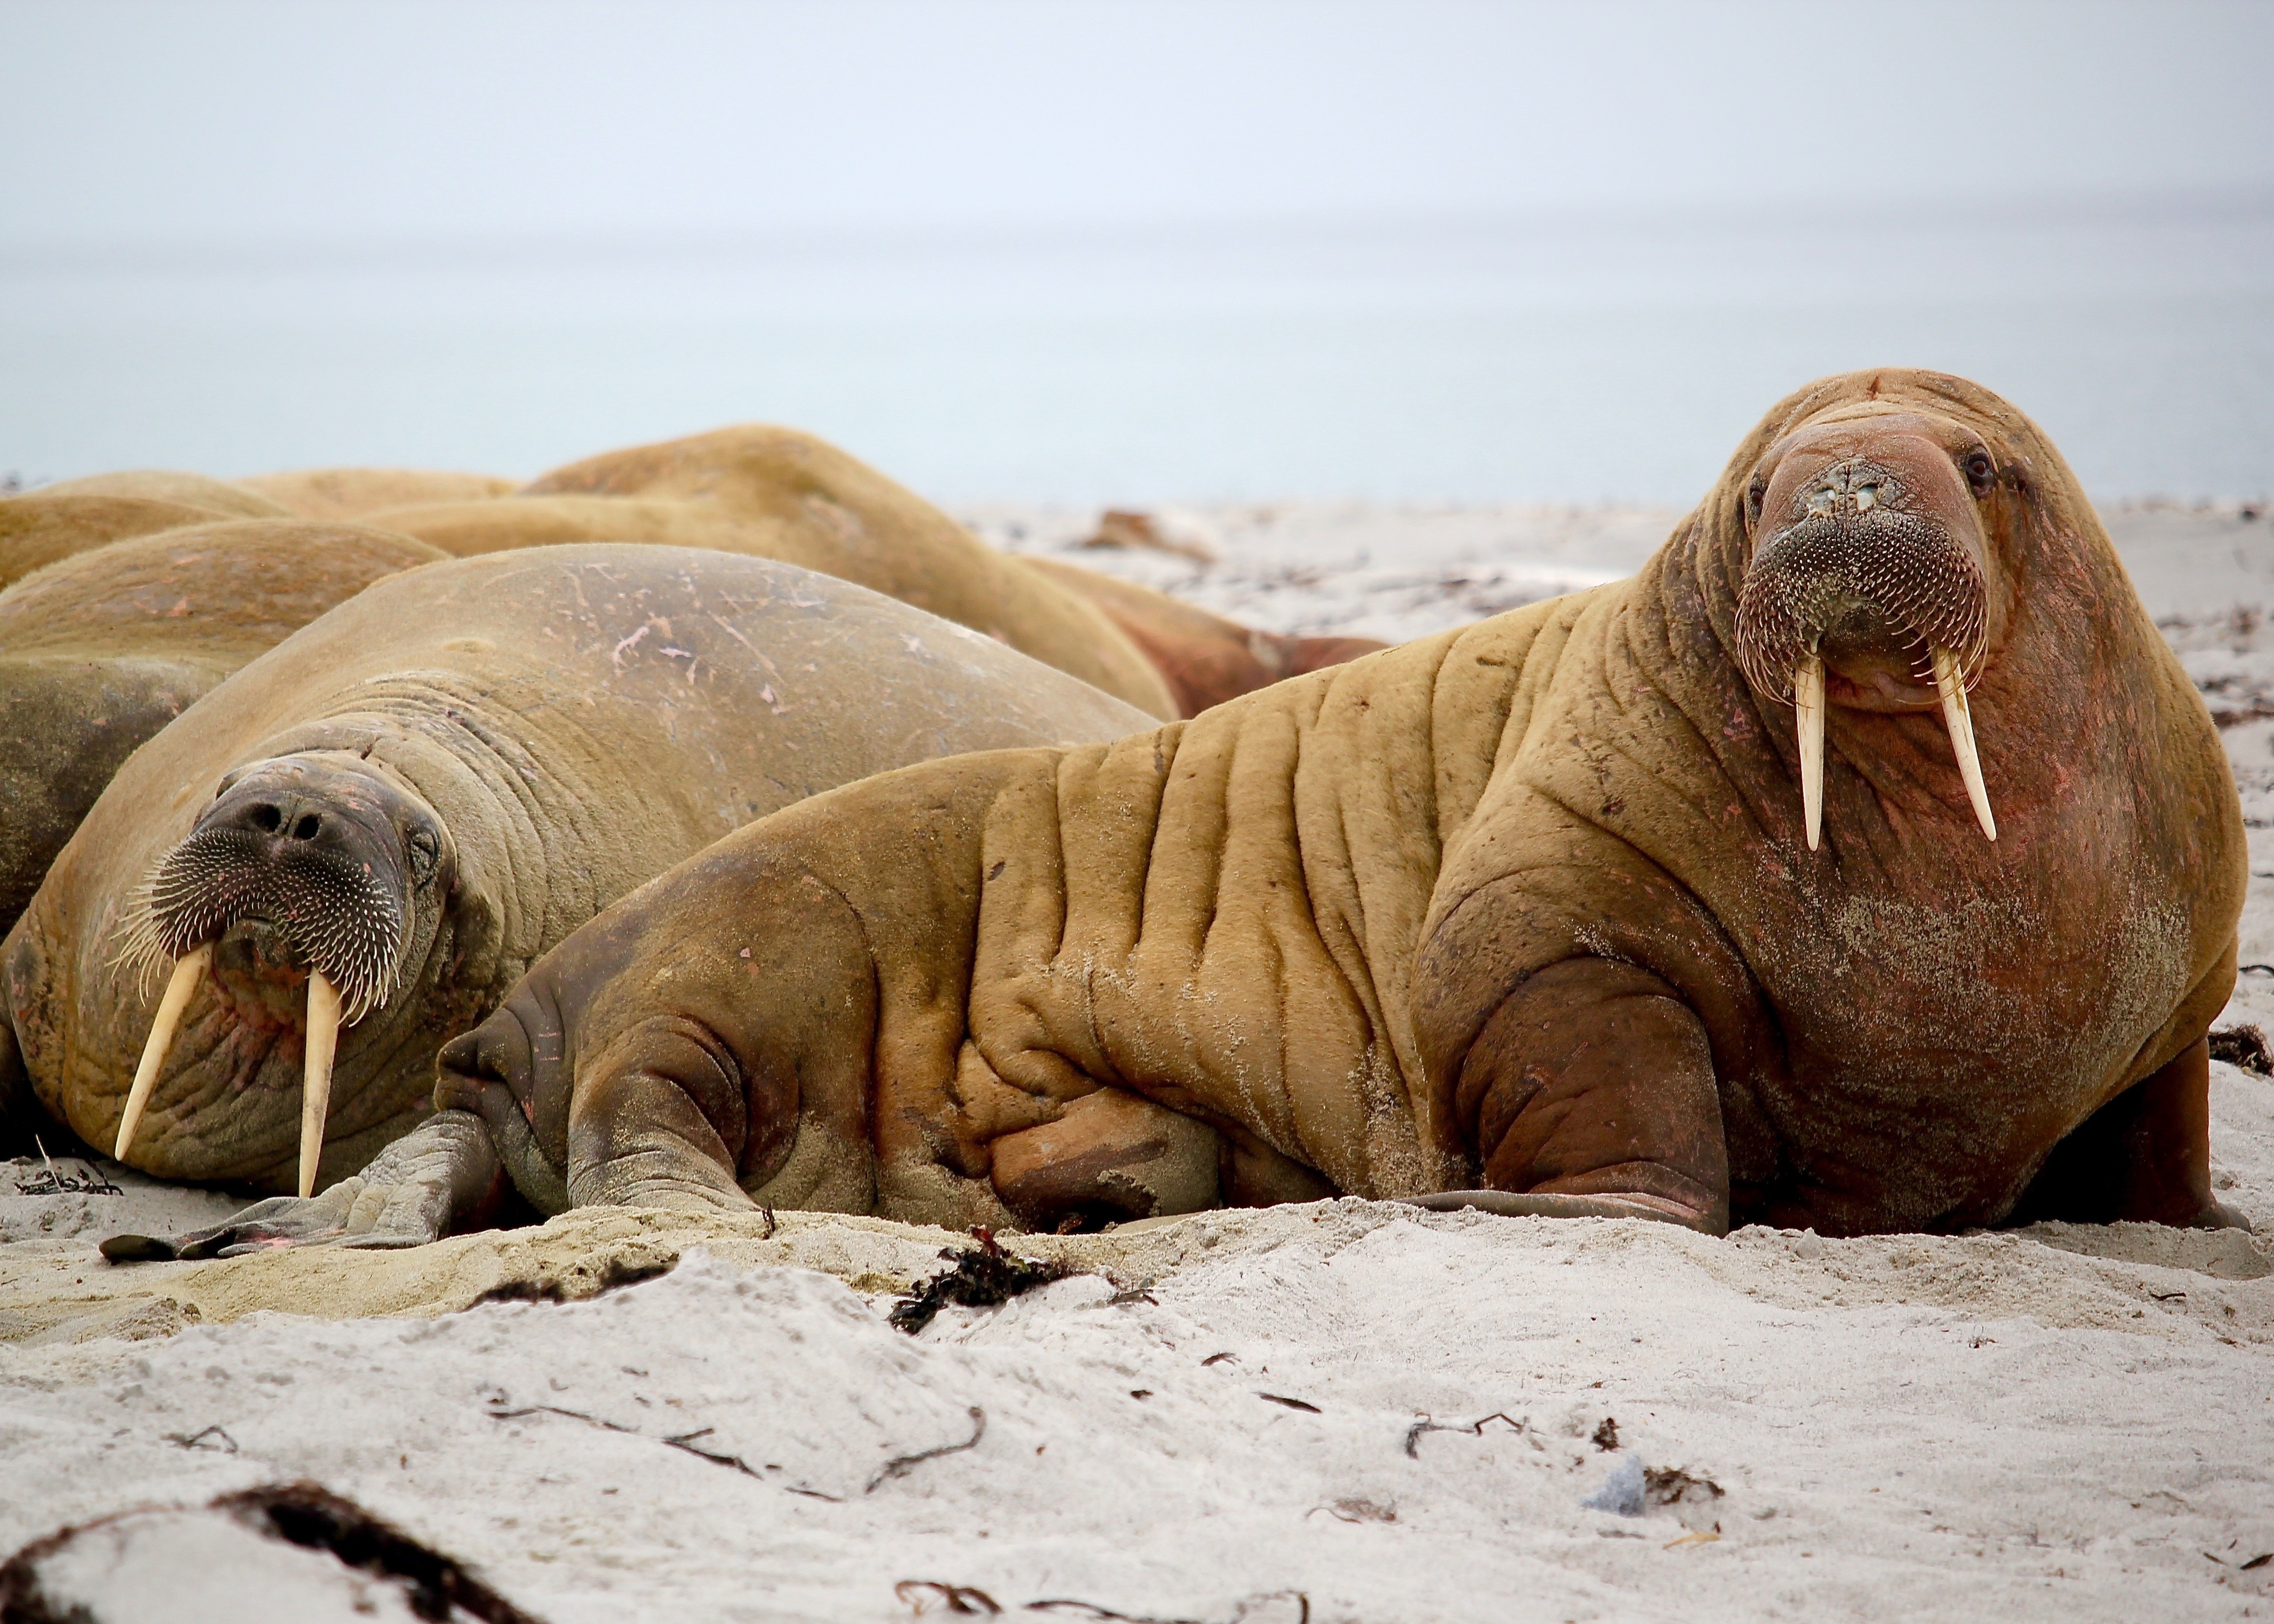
[{"left": 5, "top": 0, "right": 2272, "bottom": 249}]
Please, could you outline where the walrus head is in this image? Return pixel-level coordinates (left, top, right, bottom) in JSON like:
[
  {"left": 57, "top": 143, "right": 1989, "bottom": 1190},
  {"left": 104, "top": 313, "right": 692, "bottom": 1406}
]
[
  {"left": 111, "top": 751, "right": 457, "bottom": 1195},
  {"left": 1730, "top": 405, "right": 2013, "bottom": 849}
]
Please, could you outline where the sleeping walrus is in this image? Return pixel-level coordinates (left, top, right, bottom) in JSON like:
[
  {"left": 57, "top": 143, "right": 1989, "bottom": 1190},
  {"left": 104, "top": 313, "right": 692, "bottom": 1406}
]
[
  {"left": 355, "top": 425, "right": 1384, "bottom": 718},
  {"left": 0, "top": 473, "right": 291, "bottom": 591},
  {"left": 360, "top": 425, "right": 1182, "bottom": 718},
  {"left": 0, "top": 546, "right": 1149, "bottom": 1232},
  {"left": 0, "top": 520, "right": 446, "bottom": 941},
  {"left": 407, "top": 370, "right": 2245, "bottom": 1239}
]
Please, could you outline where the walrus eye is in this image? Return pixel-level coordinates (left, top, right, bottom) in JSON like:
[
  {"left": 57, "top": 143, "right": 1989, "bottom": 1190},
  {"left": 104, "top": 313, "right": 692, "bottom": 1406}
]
[
  {"left": 1745, "top": 475, "right": 1767, "bottom": 528},
  {"left": 1964, "top": 451, "right": 1996, "bottom": 496},
  {"left": 407, "top": 827, "right": 441, "bottom": 885}
]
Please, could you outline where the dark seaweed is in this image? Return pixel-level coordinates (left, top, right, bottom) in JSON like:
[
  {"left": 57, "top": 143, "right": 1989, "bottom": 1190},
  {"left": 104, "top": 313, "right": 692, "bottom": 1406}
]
[
  {"left": 2210, "top": 1024, "right": 2273, "bottom": 1076},
  {"left": 472, "top": 1253, "right": 676, "bottom": 1306},
  {"left": 888, "top": 1227, "right": 1072, "bottom": 1333},
  {"left": 0, "top": 1482, "right": 543, "bottom": 1624}
]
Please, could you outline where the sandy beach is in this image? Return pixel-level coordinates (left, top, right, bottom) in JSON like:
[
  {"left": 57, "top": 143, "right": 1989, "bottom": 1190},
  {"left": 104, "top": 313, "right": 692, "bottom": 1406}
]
[{"left": 2, "top": 501, "right": 2270, "bottom": 1623}]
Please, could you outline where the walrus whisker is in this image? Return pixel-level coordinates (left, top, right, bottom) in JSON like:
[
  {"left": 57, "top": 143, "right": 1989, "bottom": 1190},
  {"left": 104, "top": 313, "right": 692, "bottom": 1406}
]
[
  {"left": 1794, "top": 651, "right": 1826, "bottom": 850},
  {"left": 300, "top": 970, "right": 343, "bottom": 1198},
  {"left": 114, "top": 943, "right": 213, "bottom": 1160},
  {"left": 1931, "top": 645, "right": 1997, "bottom": 841}
]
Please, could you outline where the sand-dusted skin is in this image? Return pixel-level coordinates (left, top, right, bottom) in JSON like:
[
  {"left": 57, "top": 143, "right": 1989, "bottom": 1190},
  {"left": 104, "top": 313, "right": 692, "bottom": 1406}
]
[
  {"left": 1020, "top": 554, "right": 1390, "bottom": 715},
  {"left": 234, "top": 467, "right": 519, "bottom": 521},
  {"left": 0, "top": 545, "right": 1151, "bottom": 1245},
  {"left": 0, "top": 520, "right": 447, "bottom": 943},
  {"left": 424, "top": 372, "right": 2246, "bottom": 1240},
  {"left": 0, "top": 472, "right": 290, "bottom": 592}
]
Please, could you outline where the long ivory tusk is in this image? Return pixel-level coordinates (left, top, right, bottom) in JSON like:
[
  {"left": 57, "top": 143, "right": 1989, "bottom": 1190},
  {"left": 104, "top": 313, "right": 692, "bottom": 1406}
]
[
  {"left": 299, "top": 971, "right": 343, "bottom": 1199},
  {"left": 114, "top": 943, "right": 213, "bottom": 1161},
  {"left": 1931, "top": 645, "right": 1997, "bottom": 841},
  {"left": 1794, "top": 651, "right": 1826, "bottom": 850}
]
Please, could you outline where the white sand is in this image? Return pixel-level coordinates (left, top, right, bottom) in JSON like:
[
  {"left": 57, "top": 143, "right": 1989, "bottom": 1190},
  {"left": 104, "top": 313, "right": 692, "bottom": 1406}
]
[{"left": 3, "top": 501, "right": 2271, "bottom": 1622}]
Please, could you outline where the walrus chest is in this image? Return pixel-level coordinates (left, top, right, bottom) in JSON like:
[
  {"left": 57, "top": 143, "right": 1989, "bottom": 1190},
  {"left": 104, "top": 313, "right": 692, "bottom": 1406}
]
[{"left": 1736, "top": 859, "right": 2195, "bottom": 1227}]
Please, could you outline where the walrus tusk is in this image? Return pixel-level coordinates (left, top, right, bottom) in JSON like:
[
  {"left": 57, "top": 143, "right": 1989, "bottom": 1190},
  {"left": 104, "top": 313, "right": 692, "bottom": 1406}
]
[
  {"left": 1930, "top": 645, "right": 1997, "bottom": 841},
  {"left": 114, "top": 943, "right": 213, "bottom": 1161},
  {"left": 299, "top": 970, "right": 343, "bottom": 1198},
  {"left": 1794, "top": 651, "right": 1826, "bottom": 850}
]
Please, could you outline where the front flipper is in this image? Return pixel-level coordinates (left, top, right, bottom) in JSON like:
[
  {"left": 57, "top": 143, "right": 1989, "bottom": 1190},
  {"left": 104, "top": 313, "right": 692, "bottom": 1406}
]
[
  {"left": 1445, "top": 958, "right": 1731, "bottom": 1236},
  {"left": 1399, "top": 1189, "right": 1708, "bottom": 1226},
  {"left": 2009, "top": 1037, "right": 2251, "bottom": 1231},
  {"left": 100, "top": 1111, "right": 506, "bottom": 1262}
]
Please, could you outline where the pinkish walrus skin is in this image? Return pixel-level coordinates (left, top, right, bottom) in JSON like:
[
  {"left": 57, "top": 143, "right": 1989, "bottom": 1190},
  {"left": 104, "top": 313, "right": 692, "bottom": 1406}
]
[{"left": 157, "top": 371, "right": 2249, "bottom": 1248}]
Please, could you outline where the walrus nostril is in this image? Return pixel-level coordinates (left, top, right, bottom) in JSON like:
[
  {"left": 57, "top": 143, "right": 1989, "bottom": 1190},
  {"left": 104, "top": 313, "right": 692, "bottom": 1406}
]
[
  {"left": 291, "top": 814, "right": 321, "bottom": 841},
  {"left": 250, "top": 804, "right": 282, "bottom": 834}
]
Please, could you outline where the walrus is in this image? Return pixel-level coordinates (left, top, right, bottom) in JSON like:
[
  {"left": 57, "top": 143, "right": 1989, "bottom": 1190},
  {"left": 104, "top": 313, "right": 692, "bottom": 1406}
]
[
  {"left": 0, "top": 519, "right": 447, "bottom": 940},
  {"left": 234, "top": 467, "right": 519, "bottom": 521},
  {"left": 1, "top": 545, "right": 1150, "bottom": 1233},
  {"left": 363, "top": 425, "right": 1181, "bottom": 718},
  {"left": 239, "top": 430, "right": 1387, "bottom": 720},
  {"left": 1019, "top": 554, "right": 1391, "bottom": 715},
  {"left": 378, "top": 486, "right": 1377, "bottom": 720},
  {"left": 408, "top": 370, "right": 2244, "bottom": 1241},
  {"left": 0, "top": 473, "right": 291, "bottom": 591}
]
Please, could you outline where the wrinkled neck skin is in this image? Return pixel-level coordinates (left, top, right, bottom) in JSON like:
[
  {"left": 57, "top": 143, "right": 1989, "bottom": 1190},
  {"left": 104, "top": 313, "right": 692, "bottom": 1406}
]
[{"left": 1594, "top": 377, "right": 2239, "bottom": 1230}]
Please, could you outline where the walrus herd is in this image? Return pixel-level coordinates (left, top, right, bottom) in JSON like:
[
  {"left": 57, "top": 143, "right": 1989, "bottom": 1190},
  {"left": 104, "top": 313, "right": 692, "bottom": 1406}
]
[{"left": 0, "top": 370, "right": 2249, "bottom": 1267}]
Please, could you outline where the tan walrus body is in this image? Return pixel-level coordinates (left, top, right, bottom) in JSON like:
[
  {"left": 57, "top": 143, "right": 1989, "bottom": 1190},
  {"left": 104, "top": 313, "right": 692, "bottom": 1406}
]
[
  {"left": 5, "top": 546, "right": 1151, "bottom": 1224},
  {"left": 410, "top": 371, "right": 2242, "bottom": 1243},
  {"left": 234, "top": 467, "right": 519, "bottom": 520},
  {"left": 0, "top": 473, "right": 291, "bottom": 592},
  {"left": 0, "top": 520, "right": 446, "bottom": 939},
  {"left": 367, "top": 426, "right": 1183, "bottom": 718},
  {"left": 249, "top": 429, "right": 1386, "bottom": 719}
]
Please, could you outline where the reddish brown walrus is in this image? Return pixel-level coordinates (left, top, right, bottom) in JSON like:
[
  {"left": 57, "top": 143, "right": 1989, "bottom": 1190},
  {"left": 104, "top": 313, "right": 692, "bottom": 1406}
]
[
  {"left": 144, "top": 371, "right": 2251, "bottom": 1249},
  {"left": 1019, "top": 554, "right": 1390, "bottom": 716}
]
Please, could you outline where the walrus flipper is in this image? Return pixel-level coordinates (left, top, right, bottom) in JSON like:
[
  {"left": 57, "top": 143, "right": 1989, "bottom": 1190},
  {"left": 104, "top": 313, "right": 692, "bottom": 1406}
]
[
  {"left": 2008, "top": 1039, "right": 2251, "bottom": 1232},
  {"left": 1435, "top": 958, "right": 1731, "bottom": 1234},
  {"left": 104, "top": 1111, "right": 506, "bottom": 1263}
]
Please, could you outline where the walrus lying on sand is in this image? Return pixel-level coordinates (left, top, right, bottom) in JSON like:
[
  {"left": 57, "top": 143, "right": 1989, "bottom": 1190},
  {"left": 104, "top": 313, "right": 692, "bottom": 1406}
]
[
  {"left": 342, "top": 426, "right": 1178, "bottom": 716},
  {"left": 367, "top": 370, "right": 2242, "bottom": 1242},
  {"left": 0, "top": 473, "right": 292, "bottom": 591},
  {"left": 0, "top": 519, "right": 446, "bottom": 941},
  {"left": 1, "top": 546, "right": 1149, "bottom": 1236},
  {"left": 321, "top": 424, "right": 1381, "bottom": 718}
]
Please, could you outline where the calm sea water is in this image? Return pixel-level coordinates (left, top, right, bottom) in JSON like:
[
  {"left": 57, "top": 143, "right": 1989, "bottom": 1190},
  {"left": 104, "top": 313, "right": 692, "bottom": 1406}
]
[{"left": 5, "top": 199, "right": 2270, "bottom": 503}]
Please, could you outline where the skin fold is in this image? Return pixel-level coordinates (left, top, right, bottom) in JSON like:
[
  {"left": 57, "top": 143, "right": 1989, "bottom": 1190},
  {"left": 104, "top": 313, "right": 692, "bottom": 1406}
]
[
  {"left": 433, "top": 371, "right": 2246, "bottom": 1241},
  {"left": 2, "top": 545, "right": 1151, "bottom": 1238}
]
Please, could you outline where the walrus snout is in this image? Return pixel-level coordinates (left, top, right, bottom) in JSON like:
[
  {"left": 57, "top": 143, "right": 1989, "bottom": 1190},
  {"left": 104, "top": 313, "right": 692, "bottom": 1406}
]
[
  {"left": 143, "top": 758, "right": 435, "bottom": 1020},
  {"left": 1733, "top": 422, "right": 2002, "bottom": 850},
  {"left": 112, "top": 752, "right": 454, "bottom": 1194}
]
